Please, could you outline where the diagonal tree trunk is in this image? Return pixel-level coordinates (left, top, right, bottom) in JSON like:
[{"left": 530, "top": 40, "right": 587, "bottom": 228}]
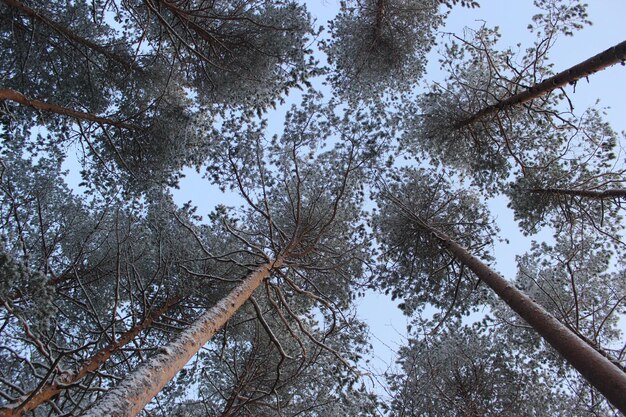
[
  {"left": 529, "top": 187, "right": 626, "bottom": 200},
  {"left": 418, "top": 220, "right": 626, "bottom": 413},
  {"left": 0, "top": 296, "right": 182, "bottom": 417},
  {"left": 80, "top": 259, "right": 283, "bottom": 417},
  {"left": 0, "top": 88, "right": 136, "bottom": 130},
  {"left": 453, "top": 40, "right": 626, "bottom": 129}
]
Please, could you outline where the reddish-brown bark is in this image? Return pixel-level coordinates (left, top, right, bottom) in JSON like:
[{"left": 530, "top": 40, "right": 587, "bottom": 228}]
[
  {"left": 423, "top": 222, "right": 626, "bottom": 413},
  {"left": 0, "top": 296, "right": 181, "bottom": 417},
  {"left": 454, "top": 40, "right": 626, "bottom": 129},
  {"left": 80, "top": 259, "right": 283, "bottom": 417},
  {"left": 0, "top": 88, "right": 136, "bottom": 130}
]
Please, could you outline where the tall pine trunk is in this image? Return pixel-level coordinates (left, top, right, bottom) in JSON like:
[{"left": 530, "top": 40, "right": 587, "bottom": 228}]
[
  {"left": 80, "top": 259, "right": 282, "bottom": 417},
  {"left": 0, "top": 296, "right": 181, "bottom": 417},
  {"left": 422, "top": 222, "right": 626, "bottom": 413},
  {"left": 453, "top": 40, "right": 626, "bottom": 129}
]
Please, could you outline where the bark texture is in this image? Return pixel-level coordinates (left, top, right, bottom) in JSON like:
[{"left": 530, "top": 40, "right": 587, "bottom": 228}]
[
  {"left": 80, "top": 259, "right": 282, "bottom": 417},
  {"left": 0, "top": 296, "right": 181, "bottom": 417},
  {"left": 425, "top": 223, "right": 626, "bottom": 413},
  {"left": 0, "top": 88, "right": 136, "bottom": 130},
  {"left": 454, "top": 39, "right": 626, "bottom": 129}
]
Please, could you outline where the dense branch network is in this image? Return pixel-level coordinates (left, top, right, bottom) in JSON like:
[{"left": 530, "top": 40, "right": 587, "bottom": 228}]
[{"left": 1, "top": 0, "right": 625, "bottom": 416}]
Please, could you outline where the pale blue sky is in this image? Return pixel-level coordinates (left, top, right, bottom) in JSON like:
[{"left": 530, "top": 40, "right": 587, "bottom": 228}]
[
  {"left": 302, "top": 0, "right": 626, "bottom": 395},
  {"left": 165, "top": 1, "right": 626, "bottom": 396},
  {"left": 59, "top": 0, "right": 626, "bottom": 401}
]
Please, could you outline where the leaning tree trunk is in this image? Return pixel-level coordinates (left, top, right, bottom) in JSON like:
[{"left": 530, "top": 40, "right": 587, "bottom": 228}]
[
  {"left": 80, "top": 259, "right": 283, "bottom": 417},
  {"left": 0, "top": 296, "right": 181, "bottom": 417},
  {"left": 422, "top": 222, "right": 626, "bottom": 414},
  {"left": 454, "top": 39, "right": 626, "bottom": 129},
  {"left": 529, "top": 187, "right": 626, "bottom": 200},
  {"left": 0, "top": 88, "right": 136, "bottom": 130}
]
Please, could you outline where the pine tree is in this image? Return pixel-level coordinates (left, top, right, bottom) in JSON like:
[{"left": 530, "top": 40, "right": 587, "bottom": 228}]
[
  {"left": 387, "top": 322, "right": 574, "bottom": 416},
  {"left": 2, "top": 0, "right": 626, "bottom": 415},
  {"left": 374, "top": 168, "right": 626, "bottom": 413}
]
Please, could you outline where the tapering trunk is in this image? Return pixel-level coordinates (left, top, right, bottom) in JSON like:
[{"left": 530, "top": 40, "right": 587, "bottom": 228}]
[
  {"left": 0, "top": 296, "right": 181, "bottom": 417},
  {"left": 529, "top": 187, "right": 626, "bottom": 200},
  {"left": 1, "top": 0, "right": 136, "bottom": 69},
  {"left": 0, "top": 88, "right": 136, "bottom": 130},
  {"left": 453, "top": 40, "right": 626, "bottom": 129},
  {"left": 423, "top": 222, "right": 626, "bottom": 413},
  {"left": 80, "top": 259, "right": 282, "bottom": 417}
]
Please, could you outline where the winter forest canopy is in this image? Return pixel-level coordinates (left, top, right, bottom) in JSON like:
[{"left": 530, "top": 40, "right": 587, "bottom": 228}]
[{"left": 0, "top": 0, "right": 626, "bottom": 415}]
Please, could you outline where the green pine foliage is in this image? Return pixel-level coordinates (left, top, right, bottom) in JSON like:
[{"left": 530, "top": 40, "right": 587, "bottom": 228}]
[{"left": 1, "top": 0, "right": 625, "bottom": 415}]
